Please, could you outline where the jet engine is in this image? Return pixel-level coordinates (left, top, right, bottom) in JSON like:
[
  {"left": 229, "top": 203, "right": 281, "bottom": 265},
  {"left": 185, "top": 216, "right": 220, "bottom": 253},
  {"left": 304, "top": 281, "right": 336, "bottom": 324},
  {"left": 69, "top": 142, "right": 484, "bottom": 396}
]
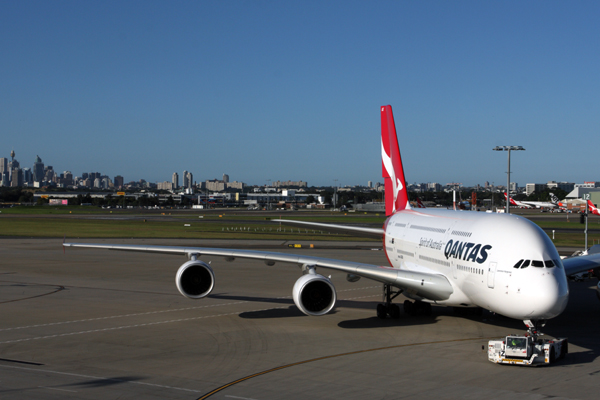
[
  {"left": 292, "top": 273, "right": 336, "bottom": 316},
  {"left": 175, "top": 260, "right": 215, "bottom": 299}
]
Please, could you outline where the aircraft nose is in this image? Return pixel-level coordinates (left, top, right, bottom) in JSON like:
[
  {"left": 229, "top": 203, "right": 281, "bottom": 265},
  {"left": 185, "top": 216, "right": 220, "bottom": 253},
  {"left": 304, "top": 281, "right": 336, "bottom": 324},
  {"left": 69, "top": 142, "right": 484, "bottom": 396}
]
[{"left": 529, "top": 269, "right": 569, "bottom": 319}]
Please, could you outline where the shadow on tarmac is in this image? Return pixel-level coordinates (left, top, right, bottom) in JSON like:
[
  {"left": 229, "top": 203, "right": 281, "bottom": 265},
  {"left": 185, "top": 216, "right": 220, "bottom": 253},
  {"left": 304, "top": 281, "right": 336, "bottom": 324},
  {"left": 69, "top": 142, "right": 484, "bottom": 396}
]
[{"left": 211, "top": 282, "right": 600, "bottom": 365}]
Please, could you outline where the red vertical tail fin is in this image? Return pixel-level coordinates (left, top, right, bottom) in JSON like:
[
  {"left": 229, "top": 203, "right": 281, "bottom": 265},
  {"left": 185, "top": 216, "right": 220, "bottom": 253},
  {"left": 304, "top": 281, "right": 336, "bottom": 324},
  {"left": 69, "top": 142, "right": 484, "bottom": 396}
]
[
  {"left": 587, "top": 200, "right": 599, "bottom": 215},
  {"left": 505, "top": 192, "right": 518, "bottom": 206},
  {"left": 381, "top": 105, "right": 409, "bottom": 216}
]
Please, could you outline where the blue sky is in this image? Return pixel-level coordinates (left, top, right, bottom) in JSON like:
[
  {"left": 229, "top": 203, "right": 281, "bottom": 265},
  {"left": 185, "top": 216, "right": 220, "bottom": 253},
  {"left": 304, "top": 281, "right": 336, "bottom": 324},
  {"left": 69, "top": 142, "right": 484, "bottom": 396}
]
[{"left": 1, "top": 1, "right": 599, "bottom": 187}]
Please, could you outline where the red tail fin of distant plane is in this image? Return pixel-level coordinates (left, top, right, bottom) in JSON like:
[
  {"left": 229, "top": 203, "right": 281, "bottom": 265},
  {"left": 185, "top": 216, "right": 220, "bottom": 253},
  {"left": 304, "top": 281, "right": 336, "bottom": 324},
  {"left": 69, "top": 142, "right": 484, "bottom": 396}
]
[
  {"left": 416, "top": 196, "right": 426, "bottom": 208},
  {"left": 504, "top": 192, "right": 518, "bottom": 206},
  {"left": 381, "top": 105, "right": 409, "bottom": 216},
  {"left": 587, "top": 200, "right": 599, "bottom": 216}
]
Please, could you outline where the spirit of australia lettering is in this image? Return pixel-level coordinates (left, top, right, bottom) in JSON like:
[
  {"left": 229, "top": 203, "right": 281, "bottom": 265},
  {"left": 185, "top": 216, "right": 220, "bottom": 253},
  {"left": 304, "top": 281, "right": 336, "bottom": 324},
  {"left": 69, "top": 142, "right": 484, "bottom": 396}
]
[
  {"left": 443, "top": 239, "right": 492, "bottom": 264},
  {"left": 419, "top": 237, "right": 444, "bottom": 250}
]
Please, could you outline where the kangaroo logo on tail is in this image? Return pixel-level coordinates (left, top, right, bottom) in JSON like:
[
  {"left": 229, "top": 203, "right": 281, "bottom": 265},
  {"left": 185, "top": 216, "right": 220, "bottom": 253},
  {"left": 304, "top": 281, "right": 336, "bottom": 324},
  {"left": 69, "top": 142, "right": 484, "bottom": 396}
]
[
  {"left": 381, "top": 105, "right": 409, "bottom": 216},
  {"left": 587, "top": 200, "right": 600, "bottom": 216}
]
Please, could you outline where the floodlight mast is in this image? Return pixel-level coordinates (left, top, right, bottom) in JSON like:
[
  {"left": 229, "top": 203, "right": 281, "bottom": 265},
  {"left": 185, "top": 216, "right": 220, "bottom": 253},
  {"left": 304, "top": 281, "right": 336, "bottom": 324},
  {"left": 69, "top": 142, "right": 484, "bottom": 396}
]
[{"left": 493, "top": 146, "right": 525, "bottom": 214}]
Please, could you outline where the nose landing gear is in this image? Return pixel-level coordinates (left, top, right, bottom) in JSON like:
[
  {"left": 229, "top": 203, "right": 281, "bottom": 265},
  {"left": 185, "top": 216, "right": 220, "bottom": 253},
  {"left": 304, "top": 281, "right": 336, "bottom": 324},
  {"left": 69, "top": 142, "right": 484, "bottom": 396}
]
[{"left": 524, "top": 319, "right": 546, "bottom": 338}]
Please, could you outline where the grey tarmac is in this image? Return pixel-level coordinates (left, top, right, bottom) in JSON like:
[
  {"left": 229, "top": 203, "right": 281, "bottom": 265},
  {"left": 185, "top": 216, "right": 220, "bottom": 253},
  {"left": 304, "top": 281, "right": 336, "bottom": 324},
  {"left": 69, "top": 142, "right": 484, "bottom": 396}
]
[{"left": 0, "top": 238, "right": 599, "bottom": 400}]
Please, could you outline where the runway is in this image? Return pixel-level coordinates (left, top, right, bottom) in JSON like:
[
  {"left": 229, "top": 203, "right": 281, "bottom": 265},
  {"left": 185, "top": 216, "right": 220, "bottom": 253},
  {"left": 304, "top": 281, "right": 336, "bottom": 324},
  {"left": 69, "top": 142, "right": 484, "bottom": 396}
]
[{"left": 1, "top": 238, "right": 599, "bottom": 399}]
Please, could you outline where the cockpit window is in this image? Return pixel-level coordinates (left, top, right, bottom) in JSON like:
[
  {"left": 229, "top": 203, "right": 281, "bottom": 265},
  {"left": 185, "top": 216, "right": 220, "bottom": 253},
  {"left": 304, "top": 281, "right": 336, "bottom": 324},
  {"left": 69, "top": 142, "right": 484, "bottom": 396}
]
[
  {"left": 531, "top": 260, "right": 544, "bottom": 268},
  {"left": 521, "top": 260, "right": 530, "bottom": 269},
  {"left": 544, "top": 260, "right": 555, "bottom": 268},
  {"left": 513, "top": 259, "right": 524, "bottom": 269}
]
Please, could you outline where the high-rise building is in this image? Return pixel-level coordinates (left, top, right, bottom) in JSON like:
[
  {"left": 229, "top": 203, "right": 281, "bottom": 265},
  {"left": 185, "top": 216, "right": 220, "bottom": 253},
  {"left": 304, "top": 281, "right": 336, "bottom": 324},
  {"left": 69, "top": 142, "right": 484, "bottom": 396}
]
[
  {"left": 23, "top": 168, "right": 33, "bottom": 185},
  {"left": 157, "top": 181, "right": 173, "bottom": 190},
  {"left": 11, "top": 168, "right": 23, "bottom": 187},
  {"left": 44, "top": 166, "right": 54, "bottom": 182},
  {"left": 172, "top": 172, "right": 179, "bottom": 189},
  {"left": 33, "top": 155, "right": 44, "bottom": 183},
  {"left": 114, "top": 175, "right": 124, "bottom": 189},
  {"left": 63, "top": 171, "right": 73, "bottom": 186},
  {"left": 206, "top": 179, "right": 225, "bottom": 192},
  {"left": 102, "top": 176, "right": 111, "bottom": 189},
  {"left": 223, "top": 174, "right": 229, "bottom": 183},
  {"left": 183, "top": 170, "right": 189, "bottom": 189},
  {"left": 0, "top": 158, "right": 7, "bottom": 175},
  {"left": 186, "top": 171, "right": 193, "bottom": 189},
  {"left": 9, "top": 158, "right": 19, "bottom": 172}
]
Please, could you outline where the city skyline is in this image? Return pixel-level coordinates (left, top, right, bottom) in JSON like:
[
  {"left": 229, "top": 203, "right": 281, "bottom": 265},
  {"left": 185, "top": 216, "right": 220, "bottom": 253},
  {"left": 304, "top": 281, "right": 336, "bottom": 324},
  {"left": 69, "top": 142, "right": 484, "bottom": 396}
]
[
  {"left": 0, "top": 148, "right": 590, "bottom": 192},
  {"left": 2, "top": 2, "right": 600, "bottom": 187}
]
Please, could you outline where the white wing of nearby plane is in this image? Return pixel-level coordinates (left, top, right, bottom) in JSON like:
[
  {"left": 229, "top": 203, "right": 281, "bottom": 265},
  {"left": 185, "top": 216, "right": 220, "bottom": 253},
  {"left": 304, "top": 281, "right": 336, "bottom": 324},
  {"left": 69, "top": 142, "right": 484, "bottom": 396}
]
[
  {"left": 270, "top": 219, "right": 384, "bottom": 239},
  {"left": 562, "top": 253, "right": 600, "bottom": 276},
  {"left": 65, "top": 105, "right": 598, "bottom": 332}
]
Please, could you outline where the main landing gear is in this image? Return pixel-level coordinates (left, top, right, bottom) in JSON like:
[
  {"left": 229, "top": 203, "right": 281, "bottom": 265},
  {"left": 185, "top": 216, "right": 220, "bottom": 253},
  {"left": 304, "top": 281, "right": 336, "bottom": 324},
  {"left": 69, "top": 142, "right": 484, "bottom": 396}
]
[
  {"left": 377, "top": 284, "right": 401, "bottom": 319},
  {"left": 376, "top": 284, "right": 433, "bottom": 319},
  {"left": 404, "top": 299, "right": 432, "bottom": 316}
]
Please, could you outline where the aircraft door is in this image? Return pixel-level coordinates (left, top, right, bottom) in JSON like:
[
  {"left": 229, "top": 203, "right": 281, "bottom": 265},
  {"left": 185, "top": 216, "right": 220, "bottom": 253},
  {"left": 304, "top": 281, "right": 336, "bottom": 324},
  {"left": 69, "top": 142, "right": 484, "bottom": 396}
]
[{"left": 487, "top": 262, "right": 497, "bottom": 288}]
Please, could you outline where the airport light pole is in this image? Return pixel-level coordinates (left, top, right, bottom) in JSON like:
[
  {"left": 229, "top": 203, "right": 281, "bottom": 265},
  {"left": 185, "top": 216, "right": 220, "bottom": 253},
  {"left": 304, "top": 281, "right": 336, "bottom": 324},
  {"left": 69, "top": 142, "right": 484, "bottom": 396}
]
[{"left": 493, "top": 146, "right": 525, "bottom": 214}]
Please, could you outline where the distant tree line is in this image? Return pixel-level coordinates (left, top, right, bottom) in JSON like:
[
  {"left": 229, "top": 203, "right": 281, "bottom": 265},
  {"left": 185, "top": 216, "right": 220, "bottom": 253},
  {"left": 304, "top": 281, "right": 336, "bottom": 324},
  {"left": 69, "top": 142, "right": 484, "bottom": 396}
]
[{"left": 0, "top": 188, "right": 34, "bottom": 203}]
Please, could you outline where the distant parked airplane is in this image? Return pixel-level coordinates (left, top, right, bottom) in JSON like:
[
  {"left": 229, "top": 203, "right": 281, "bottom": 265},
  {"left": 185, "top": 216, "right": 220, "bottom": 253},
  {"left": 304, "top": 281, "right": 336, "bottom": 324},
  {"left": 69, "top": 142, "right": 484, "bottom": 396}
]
[{"left": 505, "top": 192, "right": 560, "bottom": 209}]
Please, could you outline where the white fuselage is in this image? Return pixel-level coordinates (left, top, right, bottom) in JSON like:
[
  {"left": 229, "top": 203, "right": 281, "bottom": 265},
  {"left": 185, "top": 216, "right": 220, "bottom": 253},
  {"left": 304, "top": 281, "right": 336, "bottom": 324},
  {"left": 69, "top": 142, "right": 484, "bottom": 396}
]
[
  {"left": 520, "top": 201, "right": 558, "bottom": 209},
  {"left": 383, "top": 208, "right": 569, "bottom": 320}
]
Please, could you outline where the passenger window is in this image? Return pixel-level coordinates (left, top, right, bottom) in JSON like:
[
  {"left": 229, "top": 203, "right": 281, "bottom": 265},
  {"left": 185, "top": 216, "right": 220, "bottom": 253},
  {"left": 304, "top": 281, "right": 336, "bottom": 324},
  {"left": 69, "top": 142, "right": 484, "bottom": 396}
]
[
  {"left": 532, "top": 260, "right": 544, "bottom": 268},
  {"left": 513, "top": 260, "right": 524, "bottom": 269},
  {"left": 521, "top": 260, "right": 530, "bottom": 269},
  {"left": 544, "top": 260, "right": 555, "bottom": 268}
]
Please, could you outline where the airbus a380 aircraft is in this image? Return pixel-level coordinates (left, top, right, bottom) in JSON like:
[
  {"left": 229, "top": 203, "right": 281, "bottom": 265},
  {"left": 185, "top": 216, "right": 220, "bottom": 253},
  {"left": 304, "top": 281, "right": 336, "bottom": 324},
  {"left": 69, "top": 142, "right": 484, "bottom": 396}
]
[{"left": 64, "top": 106, "right": 600, "bottom": 333}]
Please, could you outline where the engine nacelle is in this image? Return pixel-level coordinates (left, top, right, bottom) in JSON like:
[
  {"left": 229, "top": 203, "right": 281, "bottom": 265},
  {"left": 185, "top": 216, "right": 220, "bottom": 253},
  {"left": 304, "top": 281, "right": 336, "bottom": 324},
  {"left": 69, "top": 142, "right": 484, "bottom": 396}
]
[
  {"left": 292, "top": 273, "right": 336, "bottom": 316},
  {"left": 175, "top": 260, "right": 215, "bottom": 299}
]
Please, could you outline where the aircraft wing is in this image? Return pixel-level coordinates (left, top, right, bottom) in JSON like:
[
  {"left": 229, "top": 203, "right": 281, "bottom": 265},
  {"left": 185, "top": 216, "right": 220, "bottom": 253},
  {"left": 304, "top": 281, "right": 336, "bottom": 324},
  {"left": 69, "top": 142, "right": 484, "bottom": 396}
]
[
  {"left": 63, "top": 242, "right": 453, "bottom": 301},
  {"left": 272, "top": 219, "right": 384, "bottom": 239},
  {"left": 562, "top": 253, "right": 600, "bottom": 276}
]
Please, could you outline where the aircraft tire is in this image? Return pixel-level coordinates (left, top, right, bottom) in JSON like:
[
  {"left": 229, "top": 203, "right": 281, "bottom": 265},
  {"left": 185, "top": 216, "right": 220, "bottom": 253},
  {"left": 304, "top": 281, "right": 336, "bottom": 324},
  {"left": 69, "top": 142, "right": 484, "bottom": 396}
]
[{"left": 404, "top": 300, "right": 416, "bottom": 316}]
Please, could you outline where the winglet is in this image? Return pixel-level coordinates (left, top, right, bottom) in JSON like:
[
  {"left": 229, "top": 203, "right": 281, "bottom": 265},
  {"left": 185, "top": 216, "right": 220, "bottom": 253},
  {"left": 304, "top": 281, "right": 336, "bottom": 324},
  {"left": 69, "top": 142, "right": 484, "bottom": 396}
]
[{"left": 381, "top": 105, "right": 409, "bottom": 216}]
